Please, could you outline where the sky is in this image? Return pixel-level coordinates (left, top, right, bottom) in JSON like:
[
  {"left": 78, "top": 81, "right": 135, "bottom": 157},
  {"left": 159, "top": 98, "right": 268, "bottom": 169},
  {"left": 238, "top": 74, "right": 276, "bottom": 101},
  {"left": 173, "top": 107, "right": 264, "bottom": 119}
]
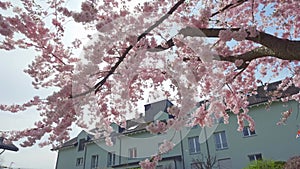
[
  {"left": 0, "top": 1, "right": 84, "bottom": 169},
  {"left": 0, "top": 49, "right": 58, "bottom": 169}
]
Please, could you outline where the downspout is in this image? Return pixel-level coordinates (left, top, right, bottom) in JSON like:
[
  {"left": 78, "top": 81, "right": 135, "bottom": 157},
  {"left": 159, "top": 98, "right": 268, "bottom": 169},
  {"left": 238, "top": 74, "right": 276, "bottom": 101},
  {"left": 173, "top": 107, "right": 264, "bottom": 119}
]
[
  {"left": 54, "top": 150, "right": 59, "bottom": 169},
  {"left": 119, "top": 135, "right": 122, "bottom": 165},
  {"left": 204, "top": 127, "right": 212, "bottom": 169},
  {"left": 83, "top": 142, "right": 87, "bottom": 169},
  {"left": 179, "top": 130, "right": 185, "bottom": 169}
]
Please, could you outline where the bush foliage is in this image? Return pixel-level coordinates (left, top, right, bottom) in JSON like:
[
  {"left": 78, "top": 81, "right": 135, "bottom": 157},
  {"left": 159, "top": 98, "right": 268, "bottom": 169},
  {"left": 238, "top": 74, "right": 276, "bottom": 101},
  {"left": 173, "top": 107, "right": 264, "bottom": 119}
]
[{"left": 244, "top": 160, "right": 285, "bottom": 169}]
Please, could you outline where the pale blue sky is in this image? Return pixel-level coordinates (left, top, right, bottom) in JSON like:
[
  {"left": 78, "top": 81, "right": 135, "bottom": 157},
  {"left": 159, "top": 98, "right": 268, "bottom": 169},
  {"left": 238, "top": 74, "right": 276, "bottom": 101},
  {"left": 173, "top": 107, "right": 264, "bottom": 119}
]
[{"left": 0, "top": 1, "right": 84, "bottom": 169}]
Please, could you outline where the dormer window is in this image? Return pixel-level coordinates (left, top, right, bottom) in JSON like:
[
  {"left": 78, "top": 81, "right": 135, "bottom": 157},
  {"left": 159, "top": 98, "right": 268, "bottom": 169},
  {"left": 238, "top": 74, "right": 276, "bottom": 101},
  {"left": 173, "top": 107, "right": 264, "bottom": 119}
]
[{"left": 78, "top": 138, "right": 85, "bottom": 151}]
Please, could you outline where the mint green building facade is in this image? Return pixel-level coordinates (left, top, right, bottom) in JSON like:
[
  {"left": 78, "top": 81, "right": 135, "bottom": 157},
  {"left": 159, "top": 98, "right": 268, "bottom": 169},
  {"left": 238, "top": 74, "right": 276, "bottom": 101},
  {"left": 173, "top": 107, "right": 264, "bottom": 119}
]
[{"left": 54, "top": 98, "right": 300, "bottom": 169}]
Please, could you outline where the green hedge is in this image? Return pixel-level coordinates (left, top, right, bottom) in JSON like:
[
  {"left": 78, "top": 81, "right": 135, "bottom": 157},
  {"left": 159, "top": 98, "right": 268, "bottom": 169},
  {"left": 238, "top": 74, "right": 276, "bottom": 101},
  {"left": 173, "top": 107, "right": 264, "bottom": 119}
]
[{"left": 243, "top": 160, "right": 285, "bottom": 169}]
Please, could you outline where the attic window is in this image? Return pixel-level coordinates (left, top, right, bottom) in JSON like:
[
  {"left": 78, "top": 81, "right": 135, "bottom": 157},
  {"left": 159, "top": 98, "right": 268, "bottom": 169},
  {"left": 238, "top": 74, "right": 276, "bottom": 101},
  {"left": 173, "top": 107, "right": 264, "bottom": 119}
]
[{"left": 78, "top": 138, "right": 85, "bottom": 151}]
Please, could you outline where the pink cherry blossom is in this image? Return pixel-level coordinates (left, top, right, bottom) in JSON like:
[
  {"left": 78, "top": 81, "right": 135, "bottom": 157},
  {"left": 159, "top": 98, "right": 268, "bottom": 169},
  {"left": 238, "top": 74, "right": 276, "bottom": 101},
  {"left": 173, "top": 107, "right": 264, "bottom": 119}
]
[
  {"left": 159, "top": 140, "right": 175, "bottom": 154},
  {"left": 0, "top": 1, "right": 299, "bottom": 168}
]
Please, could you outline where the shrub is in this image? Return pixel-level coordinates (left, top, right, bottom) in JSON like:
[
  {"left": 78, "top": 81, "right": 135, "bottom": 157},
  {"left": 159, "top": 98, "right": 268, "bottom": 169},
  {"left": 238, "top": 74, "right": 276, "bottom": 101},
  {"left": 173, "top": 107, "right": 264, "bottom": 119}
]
[{"left": 244, "top": 160, "right": 285, "bottom": 169}]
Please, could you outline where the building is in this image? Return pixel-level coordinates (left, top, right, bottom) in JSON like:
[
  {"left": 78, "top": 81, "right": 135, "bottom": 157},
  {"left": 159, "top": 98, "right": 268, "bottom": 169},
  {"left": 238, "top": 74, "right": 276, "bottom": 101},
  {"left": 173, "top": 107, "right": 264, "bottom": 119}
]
[{"left": 53, "top": 82, "right": 300, "bottom": 169}]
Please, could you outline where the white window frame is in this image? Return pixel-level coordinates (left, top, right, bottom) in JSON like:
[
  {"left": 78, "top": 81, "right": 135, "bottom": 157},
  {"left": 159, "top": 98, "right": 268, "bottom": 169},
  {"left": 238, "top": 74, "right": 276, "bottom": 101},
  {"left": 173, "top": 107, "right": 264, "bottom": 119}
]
[
  {"left": 107, "top": 151, "right": 116, "bottom": 167},
  {"left": 91, "top": 155, "right": 98, "bottom": 169},
  {"left": 243, "top": 126, "right": 256, "bottom": 137},
  {"left": 188, "top": 136, "right": 201, "bottom": 154},
  {"left": 214, "top": 131, "right": 228, "bottom": 150},
  {"left": 128, "top": 147, "right": 137, "bottom": 159}
]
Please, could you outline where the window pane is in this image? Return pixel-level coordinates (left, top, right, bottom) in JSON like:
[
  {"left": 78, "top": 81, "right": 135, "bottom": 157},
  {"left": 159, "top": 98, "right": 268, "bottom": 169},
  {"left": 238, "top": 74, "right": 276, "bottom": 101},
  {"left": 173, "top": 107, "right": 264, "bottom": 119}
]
[
  {"left": 188, "top": 137, "right": 200, "bottom": 153},
  {"left": 195, "top": 139, "right": 200, "bottom": 152},
  {"left": 256, "top": 154, "right": 262, "bottom": 160},
  {"left": 107, "top": 152, "right": 112, "bottom": 166},
  {"left": 129, "top": 148, "right": 137, "bottom": 158},
  {"left": 76, "top": 158, "right": 83, "bottom": 166},
  {"left": 214, "top": 131, "right": 228, "bottom": 150},
  {"left": 78, "top": 139, "right": 85, "bottom": 151},
  {"left": 188, "top": 138, "right": 195, "bottom": 153},
  {"left": 214, "top": 134, "right": 221, "bottom": 147},
  {"left": 249, "top": 154, "right": 262, "bottom": 161},
  {"left": 91, "top": 155, "right": 98, "bottom": 168},
  {"left": 250, "top": 129, "right": 256, "bottom": 135},
  {"left": 112, "top": 153, "right": 116, "bottom": 165},
  {"left": 243, "top": 127, "right": 249, "bottom": 136},
  {"left": 249, "top": 155, "right": 255, "bottom": 161},
  {"left": 221, "top": 132, "right": 228, "bottom": 148}
]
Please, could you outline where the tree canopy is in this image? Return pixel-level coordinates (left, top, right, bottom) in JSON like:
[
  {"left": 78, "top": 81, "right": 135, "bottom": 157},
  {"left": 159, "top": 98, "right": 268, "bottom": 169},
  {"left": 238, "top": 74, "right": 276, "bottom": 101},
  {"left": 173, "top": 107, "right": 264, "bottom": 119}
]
[{"left": 0, "top": 0, "right": 299, "bottom": 167}]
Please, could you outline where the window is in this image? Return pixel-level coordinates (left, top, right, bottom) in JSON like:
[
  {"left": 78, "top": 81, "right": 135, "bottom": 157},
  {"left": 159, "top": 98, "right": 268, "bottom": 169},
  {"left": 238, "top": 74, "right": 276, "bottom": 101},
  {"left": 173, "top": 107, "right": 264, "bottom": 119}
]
[
  {"left": 107, "top": 152, "right": 116, "bottom": 167},
  {"left": 218, "top": 158, "right": 232, "bottom": 169},
  {"left": 191, "top": 162, "right": 203, "bottom": 169},
  {"left": 243, "top": 126, "right": 256, "bottom": 137},
  {"left": 188, "top": 136, "right": 201, "bottom": 154},
  {"left": 91, "top": 155, "right": 98, "bottom": 169},
  {"left": 76, "top": 157, "right": 83, "bottom": 166},
  {"left": 248, "top": 153, "right": 262, "bottom": 162},
  {"left": 129, "top": 147, "right": 137, "bottom": 159},
  {"left": 78, "top": 138, "right": 85, "bottom": 151},
  {"left": 214, "top": 131, "right": 228, "bottom": 150}
]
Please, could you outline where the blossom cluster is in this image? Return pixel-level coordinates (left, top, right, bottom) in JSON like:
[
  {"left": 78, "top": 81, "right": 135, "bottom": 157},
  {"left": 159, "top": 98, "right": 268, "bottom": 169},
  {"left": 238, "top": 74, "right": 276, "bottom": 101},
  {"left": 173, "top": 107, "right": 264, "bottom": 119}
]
[
  {"left": 159, "top": 140, "right": 175, "bottom": 154},
  {"left": 139, "top": 155, "right": 162, "bottom": 169}
]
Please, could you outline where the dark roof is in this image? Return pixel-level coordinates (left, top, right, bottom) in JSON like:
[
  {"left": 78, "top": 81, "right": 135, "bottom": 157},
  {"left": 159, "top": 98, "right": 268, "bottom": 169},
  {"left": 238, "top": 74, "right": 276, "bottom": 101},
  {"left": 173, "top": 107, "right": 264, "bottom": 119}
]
[
  {"left": 248, "top": 81, "right": 299, "bottom": 106},
  {"left": 0, "top": 137, "right": 18, "bottom": 152}
]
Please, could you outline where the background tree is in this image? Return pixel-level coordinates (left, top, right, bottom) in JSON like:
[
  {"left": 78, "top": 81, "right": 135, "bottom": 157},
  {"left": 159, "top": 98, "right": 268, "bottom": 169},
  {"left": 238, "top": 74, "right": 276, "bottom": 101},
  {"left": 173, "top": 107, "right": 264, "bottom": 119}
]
[{"left": 0, "top": 0, "right": 299, "bottom": 166}]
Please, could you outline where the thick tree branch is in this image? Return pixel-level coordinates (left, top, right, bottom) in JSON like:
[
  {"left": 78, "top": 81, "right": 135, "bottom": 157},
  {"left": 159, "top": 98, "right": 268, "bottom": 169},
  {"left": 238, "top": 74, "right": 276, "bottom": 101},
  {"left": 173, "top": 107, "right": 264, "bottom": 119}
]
[
  {"left": 219, "top": 46, "right": 275, "bottom": 68},
  {"left": 178, "top": 27, "right": 300, "bottom": 61}
]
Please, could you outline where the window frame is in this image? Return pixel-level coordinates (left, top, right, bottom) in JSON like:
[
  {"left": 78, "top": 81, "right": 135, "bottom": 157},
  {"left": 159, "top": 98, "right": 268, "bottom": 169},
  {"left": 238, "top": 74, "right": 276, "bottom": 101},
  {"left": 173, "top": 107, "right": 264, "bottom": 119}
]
[
  {"left": 188, "top": 136, "right": 201, "bottom": 154},
  {"left": 248, "top": 153, "right": 262, "bottom": 162},
  {"left": 76, "top": 157, "right": 84, "bottom": 166},
  {"left": 91, "top": 155, "right": 98, "bottom": 169},
  {"left": 107, "top": 151, "right": 116, "bottom": 167},
  {"left": 243, "top": 126, "right": 256, "bottom": 137},
  {"left": 128, "top": 147, "right": 137, "bottom": 159},
  {"left": 78, "top": 138, "right": 85, "bottom": 151},
  {"left": 213, "top": 131, "right": 228, "bottom": 150}
]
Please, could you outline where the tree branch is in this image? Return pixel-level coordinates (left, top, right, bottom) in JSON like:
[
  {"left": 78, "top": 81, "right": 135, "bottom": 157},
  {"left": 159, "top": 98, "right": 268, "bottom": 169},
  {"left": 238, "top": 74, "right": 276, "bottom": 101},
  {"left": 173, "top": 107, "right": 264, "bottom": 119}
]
[
  {"left": 93, "top": 0, "right": 185, "bottom": 93},
  {"left": 178, "top": 27, "right": 300, "bottom": 61},
  {"left": 218, "top": 46, "right": 275, "bottom": 68},
  {"left": 70, "top": 0, "right": 186, "bottom": 98}
]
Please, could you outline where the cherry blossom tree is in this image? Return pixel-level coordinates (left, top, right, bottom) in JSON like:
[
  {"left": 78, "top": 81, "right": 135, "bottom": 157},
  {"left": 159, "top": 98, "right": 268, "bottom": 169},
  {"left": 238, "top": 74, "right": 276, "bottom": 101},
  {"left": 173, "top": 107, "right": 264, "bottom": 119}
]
[{"left": 0, "top": 0, "right": 299, "bottom": 166}]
